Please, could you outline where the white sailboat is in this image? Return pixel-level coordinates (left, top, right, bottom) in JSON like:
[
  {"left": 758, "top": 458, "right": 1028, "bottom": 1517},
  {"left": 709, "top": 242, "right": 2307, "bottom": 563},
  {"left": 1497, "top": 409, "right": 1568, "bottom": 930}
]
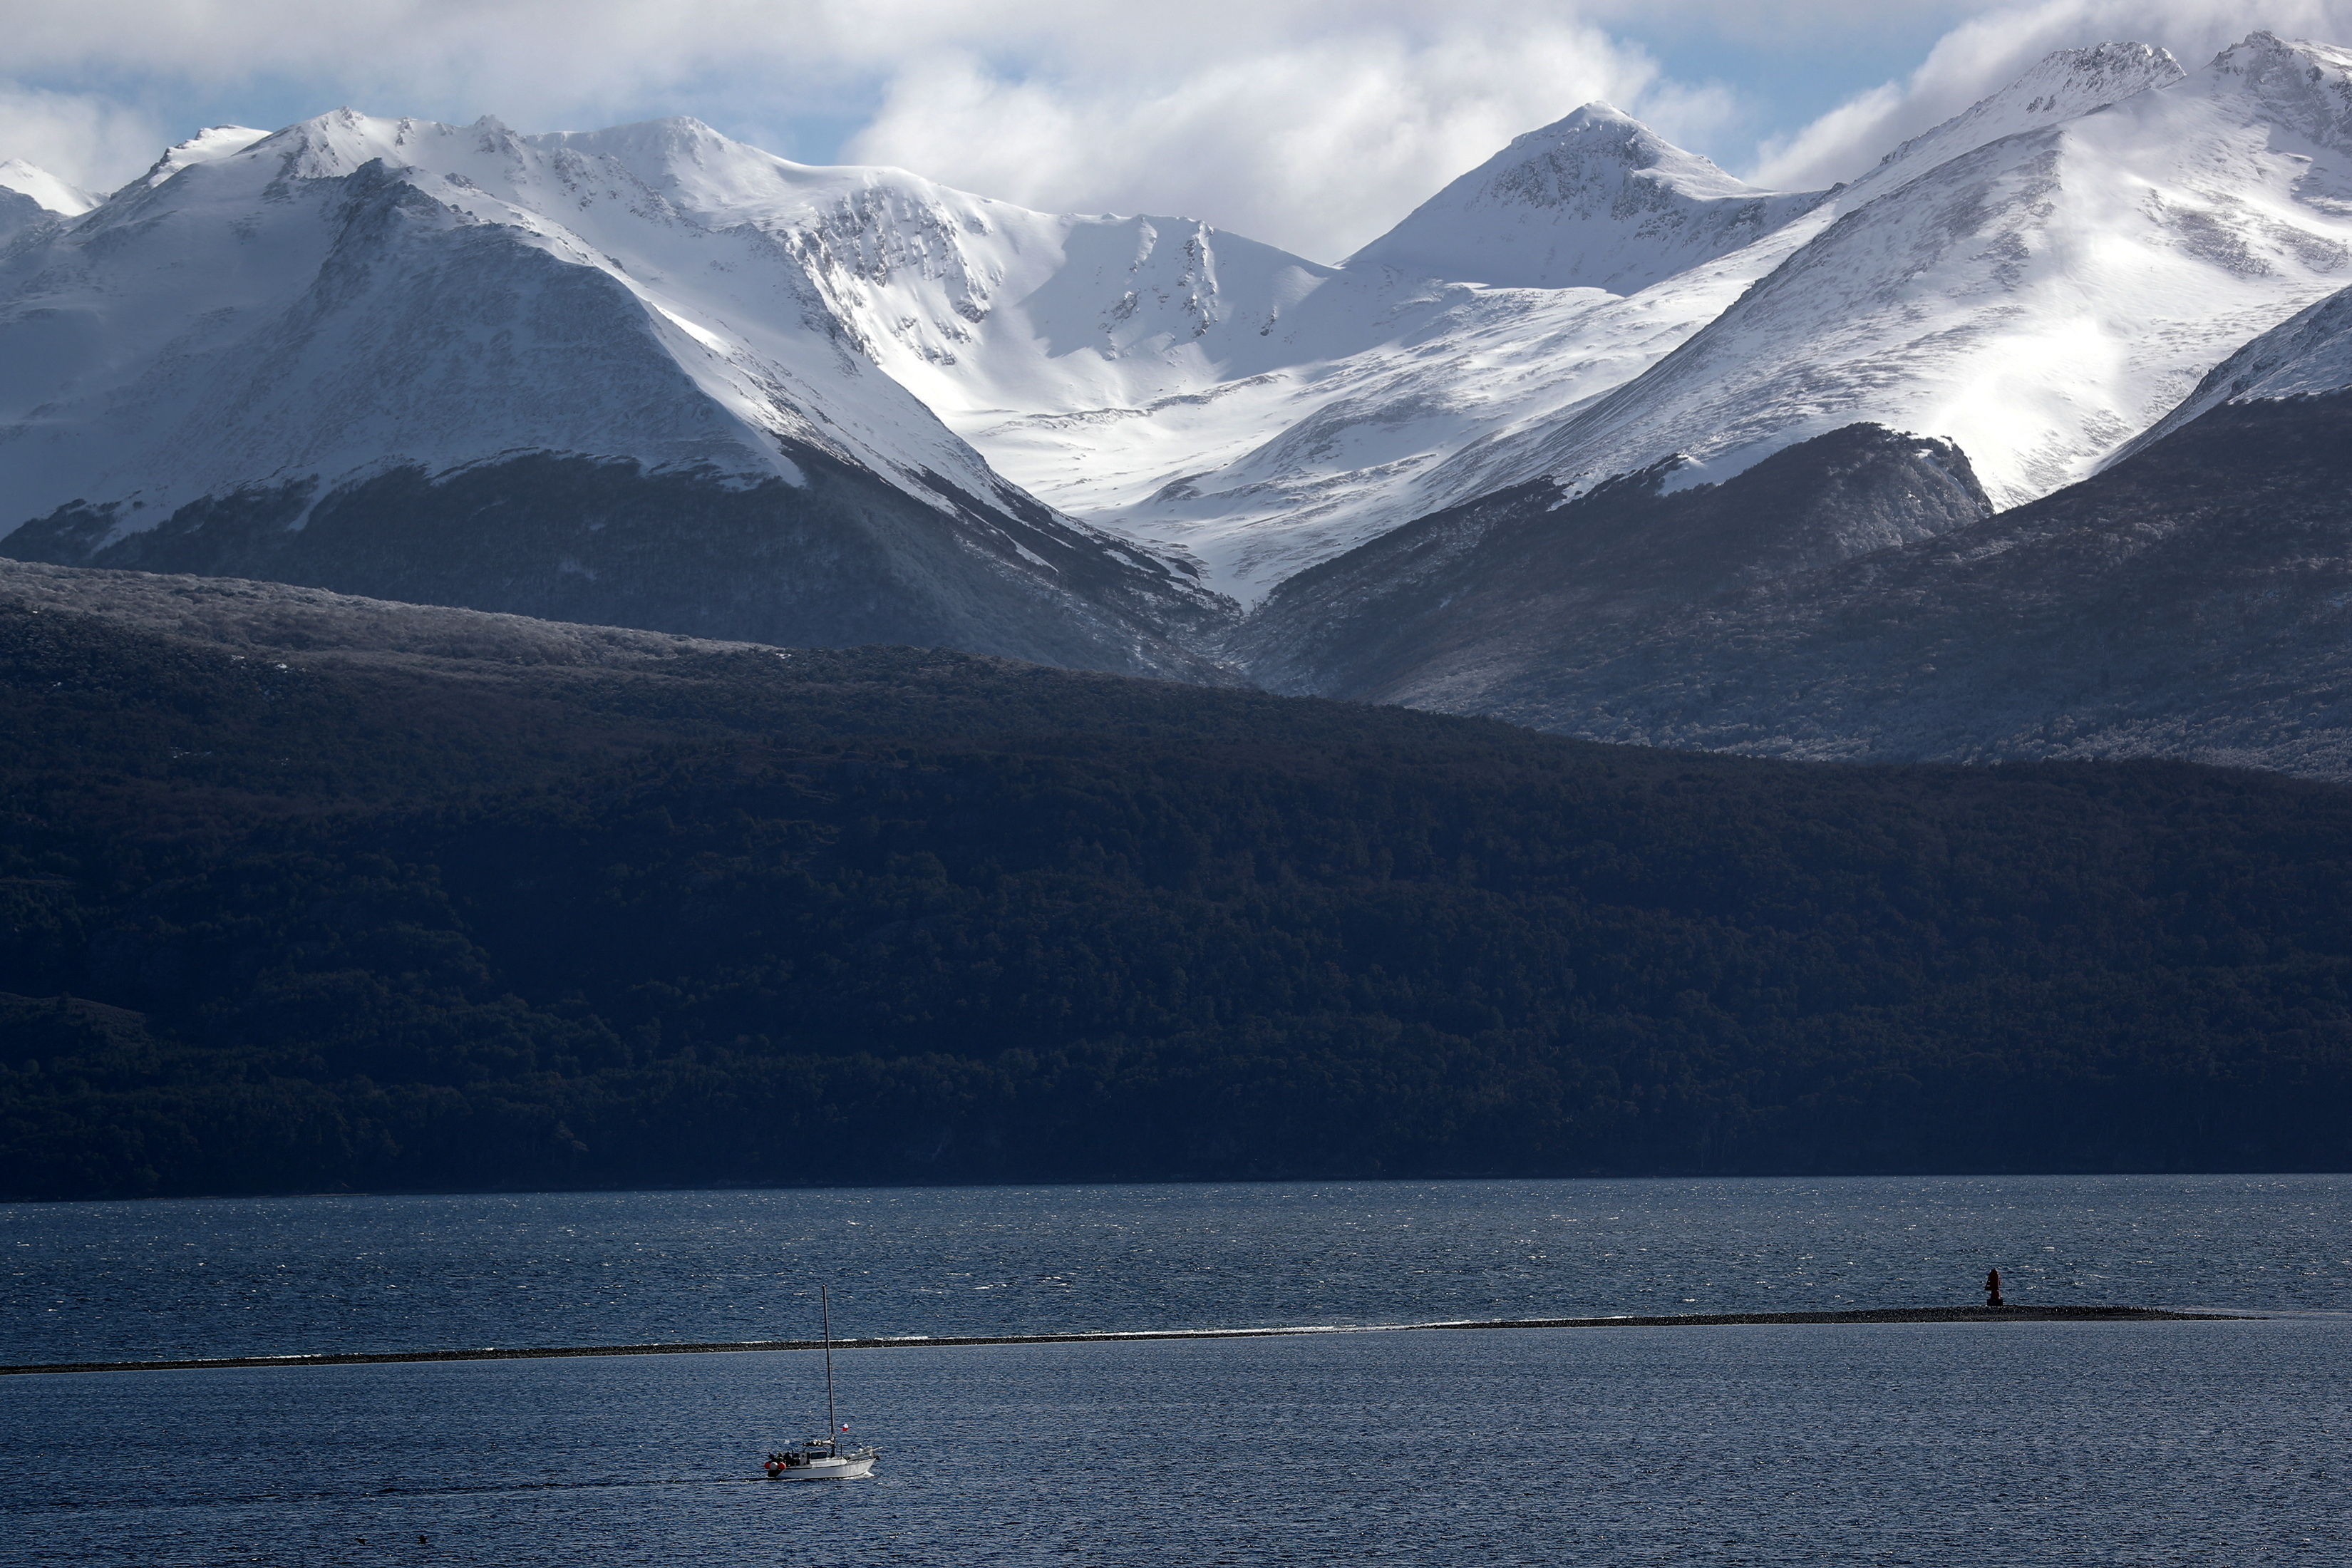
[{"left": 761, "top": 1285, "right": 880, "bottom": 1480}]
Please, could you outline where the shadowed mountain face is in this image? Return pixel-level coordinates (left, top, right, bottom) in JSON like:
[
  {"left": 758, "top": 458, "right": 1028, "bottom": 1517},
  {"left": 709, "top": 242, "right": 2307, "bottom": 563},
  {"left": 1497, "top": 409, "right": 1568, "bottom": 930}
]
[
  {"left": 1434, "top": 388, "right": 2352, "bottom": 778},
  {"left": 4, "top": 450, "right": 1238, "bottom": 682},
  {"left": 1234, "top": 423, "right": 1993, "bottom": 708}
]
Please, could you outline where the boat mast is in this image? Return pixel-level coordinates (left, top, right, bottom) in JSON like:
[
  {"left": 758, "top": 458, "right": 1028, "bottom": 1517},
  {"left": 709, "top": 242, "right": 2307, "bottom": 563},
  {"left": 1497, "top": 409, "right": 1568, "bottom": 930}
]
[{"left": 820, "top": 1284, "right": 839, "bottom": 1442}]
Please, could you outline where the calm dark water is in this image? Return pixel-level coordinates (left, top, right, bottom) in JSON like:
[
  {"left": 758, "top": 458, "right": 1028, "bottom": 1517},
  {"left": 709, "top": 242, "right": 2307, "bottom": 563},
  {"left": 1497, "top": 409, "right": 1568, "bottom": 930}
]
[
  {"left": 4, "top": 1175, "right": 2349, "bottom": 1366},
  {"left": 6, "top": 1319, "right": 2347, "bottom": 1566}
]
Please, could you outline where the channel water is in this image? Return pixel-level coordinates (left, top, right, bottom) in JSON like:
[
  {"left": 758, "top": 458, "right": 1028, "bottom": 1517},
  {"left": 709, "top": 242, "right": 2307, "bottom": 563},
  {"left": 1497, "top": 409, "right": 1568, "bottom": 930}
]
[{"left": 5, "top": 1175, "right": 2348, "bottom": 1564}]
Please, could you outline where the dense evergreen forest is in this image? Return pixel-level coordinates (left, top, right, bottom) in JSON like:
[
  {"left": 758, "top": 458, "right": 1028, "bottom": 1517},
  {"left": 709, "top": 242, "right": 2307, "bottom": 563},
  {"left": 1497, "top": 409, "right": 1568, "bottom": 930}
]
[{"left": 4, "top": 589, "right": 2350, "bottom": 1198}]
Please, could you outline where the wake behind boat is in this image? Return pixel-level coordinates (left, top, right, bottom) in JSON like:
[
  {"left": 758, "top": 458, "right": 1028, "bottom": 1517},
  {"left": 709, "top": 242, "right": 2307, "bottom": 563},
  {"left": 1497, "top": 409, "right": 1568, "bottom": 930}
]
[{"left": 762, "top": 1285, "right": 880, "bottom": 1480}]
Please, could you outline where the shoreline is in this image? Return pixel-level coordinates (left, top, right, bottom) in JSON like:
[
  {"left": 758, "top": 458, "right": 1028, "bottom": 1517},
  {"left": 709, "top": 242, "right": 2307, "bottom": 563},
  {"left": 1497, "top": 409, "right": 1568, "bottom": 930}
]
[{"left": 0, "top": 1305, "right": 2246, "bottom": 1378}]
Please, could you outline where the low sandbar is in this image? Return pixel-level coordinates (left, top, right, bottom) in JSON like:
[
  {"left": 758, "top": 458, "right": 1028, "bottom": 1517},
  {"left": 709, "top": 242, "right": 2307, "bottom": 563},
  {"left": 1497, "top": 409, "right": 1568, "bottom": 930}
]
[{"left": 0, "top": 1304, "right": 2244, "bottom": 1378}]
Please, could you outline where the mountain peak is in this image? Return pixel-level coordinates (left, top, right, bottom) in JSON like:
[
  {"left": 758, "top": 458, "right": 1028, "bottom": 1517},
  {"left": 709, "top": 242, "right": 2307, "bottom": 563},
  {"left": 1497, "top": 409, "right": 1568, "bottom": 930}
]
[
  {"left": 131, "top": 125, "right": 272, "bottom": 192},
  {"left": 2210, "top": 29, "right": 2335, "bottom": 72},
  {"left": 1490, "top": 102, "right": 1760, "bottom": 201},
  {"left": 2194, "top": 31, "right": 2352, "bottom": 149},
  {"left": 0, "top": 158, "right": 99, "bottom": 216},
  {"left": 1346, "top": 105, "right": 1825, "bottom": 294}
]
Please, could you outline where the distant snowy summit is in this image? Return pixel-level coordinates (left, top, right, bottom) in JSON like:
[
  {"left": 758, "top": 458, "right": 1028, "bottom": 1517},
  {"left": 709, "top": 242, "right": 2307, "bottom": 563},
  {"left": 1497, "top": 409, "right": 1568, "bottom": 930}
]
[
  {"left": 1347, "top": 103, "right": 1827, "bottom": 294},
  {"left": 132, "top": 125, "right": 270, "bottom": 190}
]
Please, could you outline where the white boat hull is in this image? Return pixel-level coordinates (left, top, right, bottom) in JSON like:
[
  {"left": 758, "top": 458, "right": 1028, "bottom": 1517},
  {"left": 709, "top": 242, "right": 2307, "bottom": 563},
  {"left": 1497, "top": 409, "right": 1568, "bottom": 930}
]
[{"left": 767, "top": 1455, "right": 875, "bottom": 1480}]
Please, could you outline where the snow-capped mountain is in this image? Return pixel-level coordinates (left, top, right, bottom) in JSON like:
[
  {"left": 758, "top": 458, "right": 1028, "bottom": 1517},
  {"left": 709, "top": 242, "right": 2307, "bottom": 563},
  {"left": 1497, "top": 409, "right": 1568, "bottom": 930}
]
[
  {"left": 1346, "top": 103, "right": 1827, "bottom": 294},
  {"left": 1413, "top": 285, "right": 2352, "bottom": 780},
  {"left": 0, "top": 111, "right": 1230, "bottom": 674},
  {"left": 1453, "top": 33, "right": 2352, "bottom": 517},
  {"left": 949, "top": 46, "right": 2194, "bottom": 600},
  {"left": 3, "top": 112, "right": 1031, "bottom": 530},
  {"left": 1228, "top": 33, "right": 2352, "bottom": 766},
  {"left": 9, "top": 29, "right": 2352, "bottom": 765},
  {"left": 942, "top": 108, "right": 1847, "bottom": 599}
]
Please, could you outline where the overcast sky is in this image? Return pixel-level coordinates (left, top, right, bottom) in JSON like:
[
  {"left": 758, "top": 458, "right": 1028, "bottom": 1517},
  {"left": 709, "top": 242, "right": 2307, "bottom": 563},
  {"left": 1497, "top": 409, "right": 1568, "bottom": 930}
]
[{"left": 5, "top": 0, "right": 2351, "bottom": 261}]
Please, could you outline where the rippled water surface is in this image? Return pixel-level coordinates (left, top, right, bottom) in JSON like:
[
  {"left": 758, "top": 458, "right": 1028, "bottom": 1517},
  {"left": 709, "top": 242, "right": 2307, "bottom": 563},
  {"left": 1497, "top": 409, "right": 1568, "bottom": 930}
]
[
  {"left": 6, "top": 1175, "right": 2350, "bottom": 1365},
  {"left": 7, "top": 1319, "right": 2348, "bottom": 1567},
  {"left": 8, "top": 1177, "right": 2351, "bottom": 1565}
]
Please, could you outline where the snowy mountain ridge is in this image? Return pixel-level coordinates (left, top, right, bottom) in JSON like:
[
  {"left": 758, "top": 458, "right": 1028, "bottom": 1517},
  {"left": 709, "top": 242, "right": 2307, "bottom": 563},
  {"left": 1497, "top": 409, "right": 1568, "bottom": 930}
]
[
  {"left": 6, "top": 30, "right": 2352, "bottom": 676},
  {"left": 0, "top": 158, "right": 98, "bottom": 248},
  {"left": 1451, "top": 30, "right": 2352, "bottom": 521},
  {"left": 0, "top": 110, "right": 1016, "bottom": 531},
  {"left": 1831, "top": 41, "right": 2185, "bottom": 212},
  {"left": 131, "top": 125, "right": 270, "bottom": 190}
]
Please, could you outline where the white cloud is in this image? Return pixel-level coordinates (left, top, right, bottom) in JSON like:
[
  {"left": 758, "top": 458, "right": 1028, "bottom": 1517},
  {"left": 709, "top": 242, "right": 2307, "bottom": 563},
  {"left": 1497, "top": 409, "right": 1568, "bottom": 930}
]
[
  {"left": 1750, "top": 0, "right": 2352, "bottom": 190},
  {"left": 0, "top": 84, "right": 166, "bottom": 195},
  {"left": 0, "top": 0, "right": 1723, "bottom": 259},
  {"left": 842, "top": 21, "right": 1730, "bottom": 260},
  {"left": 4, "top": 0, "right": 2352, "bottom": 253}
]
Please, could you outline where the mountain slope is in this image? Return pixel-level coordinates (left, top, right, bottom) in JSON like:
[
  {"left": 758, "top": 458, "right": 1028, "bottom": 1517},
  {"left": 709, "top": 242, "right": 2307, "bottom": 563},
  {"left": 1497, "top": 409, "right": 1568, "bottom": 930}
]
[
  {"left": 0, "top": 112, "right": 1230, "bottom": 676},
  {"left": 1234, "top": 423, "right": 1995, "bottom": 706},
  {"left": 1259, "top": 284, "right": 2352, "bottom": 779},
  {"left": 2108, "top": 279, "right": 2352, "bottom": 458}
]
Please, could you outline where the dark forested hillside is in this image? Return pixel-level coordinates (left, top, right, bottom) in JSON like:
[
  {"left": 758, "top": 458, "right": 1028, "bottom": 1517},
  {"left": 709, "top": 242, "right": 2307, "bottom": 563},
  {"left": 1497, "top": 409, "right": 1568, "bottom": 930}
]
[{"left": 4, "top": 565, "right": 2350, "bottom": 1197}]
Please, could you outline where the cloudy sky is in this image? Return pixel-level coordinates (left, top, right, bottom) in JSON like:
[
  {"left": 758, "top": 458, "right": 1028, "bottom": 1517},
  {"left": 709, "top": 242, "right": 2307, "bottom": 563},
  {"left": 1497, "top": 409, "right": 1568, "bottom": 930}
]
[{"left": 4, "top": 0, "right": 2351, "bottom": 261}]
